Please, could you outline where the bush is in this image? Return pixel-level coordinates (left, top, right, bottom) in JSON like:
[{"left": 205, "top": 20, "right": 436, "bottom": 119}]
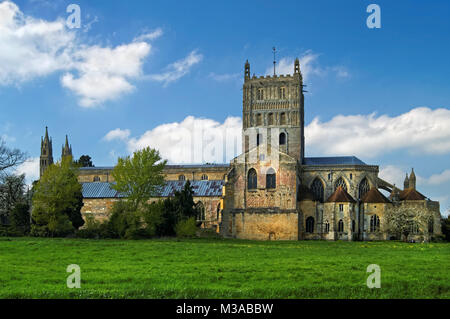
[
  {"left": 10, "top": 203, "right": 30, "bottom": 235},
  {"left": 175, "top": 217, "right": 198, "bottom": 238},
  {"left": 141, "top": 201, "right": 164, "bottom": 237}
]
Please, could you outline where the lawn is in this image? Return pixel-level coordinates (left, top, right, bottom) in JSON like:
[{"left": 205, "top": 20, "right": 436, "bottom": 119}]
[{"left": 0, "top": 237, "right": 449, "bottom": 299}]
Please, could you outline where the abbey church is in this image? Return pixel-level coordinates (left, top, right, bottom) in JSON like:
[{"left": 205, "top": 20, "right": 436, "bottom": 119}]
[{"left": 39, "top": 58, "right": 442, "bottom": 241}]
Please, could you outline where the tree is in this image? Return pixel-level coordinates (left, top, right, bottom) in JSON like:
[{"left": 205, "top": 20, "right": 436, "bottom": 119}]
[
  {"left": 111, "top": 147, "right": 167, "bottom": 210},
  {"left": 384, "top": 206, "right": 433, "bottom": 242},
  {"left": 442, "top": 215, "right": 450, "bottom": 242},
  {"left": 0, "top": 174, "right": 26, "bottom": 224},
  {"left": 75, "top": 155, "right": 94, "bottom": 168},
  {"left": 157, "top": 181, "right": 199, "bottom": 236},
  {"left": 0, "top": 138, "right": 26, "bottom": 175},
  {"left": 31, "top": 156, "right": 84, "bottom": 237},
  {"left": 10, "top": 203, "right": 31, "bottom": 235}
]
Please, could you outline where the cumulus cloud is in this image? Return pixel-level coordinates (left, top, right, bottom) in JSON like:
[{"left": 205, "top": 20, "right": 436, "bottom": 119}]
[
  {"left": 425, "top": 170, "right": 450, "bottom": 186},
  {"left": 15, "top": 157, "right": 39, "bottom": 185},
  {"left": 61, "top": 42, "right": 150, "bottom": 107},
  {"left": 103, "top": 128, "right": 131, "bottom": 142},
  {"left": 0, "top": 1, "right": 198, "bottom": 107},
  {"left": 0, "top": 1, "right": 75, "bottom": 84},
  {"left": 379, "top": 165, "right": 406, "bottom": 188},
  {"left": 148, "top": 50, "right": 203, "bottom": 87},
  {"left": 104, "top": 116, "right": 242, "bottom": 163},
  {"left": 306, "top": 107, "right": 450, "bottom": 158}
]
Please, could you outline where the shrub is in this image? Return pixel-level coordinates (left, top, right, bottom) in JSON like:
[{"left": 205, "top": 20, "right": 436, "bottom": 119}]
[
  {"left": 175, "top": 217, "right": 198, "bottom": 238},
  {"left": 141, "top": 201, "right": 164, "bottom": 238},
  {"left": 10, "top": 203, "right": 30, "bottom": 235}
]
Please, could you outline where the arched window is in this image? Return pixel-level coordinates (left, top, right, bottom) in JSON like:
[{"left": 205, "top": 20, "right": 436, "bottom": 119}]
[
  {"left": 248, "top": 168, "right": 257, "bottom": 190},
  {"left": 325, "top": 220, "right": 330, "bottom": 233},
  {"left": 306, "top": 217, "right": 314, "bottom": 233},
  {"left": 201, "top": 174, "right": 208, "bottom": 181},
  {"left": 279, "top": 87, "right": 286, "bottom": 99},
  {"left": 93, "top": 176, "right": 100, "bottom": 182},
  {"left": 217, "top": 203, "right": 221, "bottom": 221},
  {"left": 334, "top": 177, "right": 348, "bottom": 192},
  {"left": 257, "top": 88, "right": 264, "bottom": 100},
  {"left": 268, "top": 113, "right": 274, "bottom": 125},
  {"left": 359, "top": 178, "right": 370, "bottom": 199},
  {"left": 280, "top": 112, "right": 286, "bottom": 125},
  {"left": 352, "top": 220, "right": 356, "bottom": 232},
  {"left": 279, "top": 132, "right": 286, "bottom": 145},
  {"left": 196, "top": 202, "right": 205, "bottom": 221},
  {"left": 179, "top": 175, "right": 186, "bottom": 181},
  {"left": 370, "top": 215, "right": 380, "bottom": 232},
  {"left": 311, "top": 178, "right": 324, "bottom": 203},
  {"left": 256, "top": 113, "right": 263, "bottom": 126},
  {"left": 266, "top": 168, "right": 276, "bottom": 189},
  {"left": 338, "top": 219, "right": 344, "bottom": 232},
  {"left": 428, "top": 218, "right": 434, "bottom": 234}
]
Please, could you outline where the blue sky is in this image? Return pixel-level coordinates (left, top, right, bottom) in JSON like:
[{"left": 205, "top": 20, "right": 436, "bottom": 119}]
[{"left": 1, "top": 0, "right": 449, "bottom": 214}]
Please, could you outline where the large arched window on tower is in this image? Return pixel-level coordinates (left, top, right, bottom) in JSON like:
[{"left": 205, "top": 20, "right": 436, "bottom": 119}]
[
  {"left": 370, "top": 215, "right": 380, "bottom": 232},
  {"left": 279, "top": 132, "right": 286, "bottom": 145},
  {"left": 338, "top": 219, "right": 344, "bottom": 232},
  {"left": 256, "top": 113, "right": 263, "bottom": 126},
  {"left": 306, "top": 217, "right": 315, "bottom": 233},
  {"left": 358, "top": 178, "right": 370, "bottom": 199},
  {"left": 280, "top": 112, "right": 286, "bottom": 125},
  {"left": 266, "top": 168, "right": 276, "bottom": 189},
  {"left": 248, "top": 168, "right": 257, "bottom": 190},
  {"left": 311, "top": 178, "right": 324, "bottom": 203},
  {"left": 334, "top": 177, "right": 348, "bottom": 192}
]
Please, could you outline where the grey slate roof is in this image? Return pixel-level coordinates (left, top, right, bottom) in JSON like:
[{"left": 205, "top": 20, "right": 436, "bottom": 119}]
[
  {"left": 304, "top": 156, "right": 366, "bottom": 166},
  {"left": 79, "top": 164, "right": 230, "bottom": 171},
  {"left": 82, "top": 180, "right": 224, "bottom": 199}
]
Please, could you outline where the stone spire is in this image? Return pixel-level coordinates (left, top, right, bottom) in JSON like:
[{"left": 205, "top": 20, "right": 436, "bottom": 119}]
[
  {"left": 40, "top": 126, "right": 54, "bottom": 178},
  {"left": 403, "top": 173, "right": 409, "bottom": 190},
  {"left": 294, "top": 58, "right": 300, "bottom": 74},
  {"left": 244, "top": 60, "right": 250, "bottom": 81},
  {"left": 409, "top": 168, "right": 416, "bottom": 190},
  {"left": 61, "top": 135, "right": 73, "bottom": 159}
]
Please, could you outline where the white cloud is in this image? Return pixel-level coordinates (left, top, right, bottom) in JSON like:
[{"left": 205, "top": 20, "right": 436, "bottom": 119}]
[
  {"left": 265, "top": 51, "right": 347, "bottom": 81},
  {"left": 379, "top": 165, "right": 406, "bottom": 189},
  {"left": 425, "top": 170, "right": 450, "bottom": 186},
  {"left": 0, "top": 1, "right": 75, "bottom": 84},
  {"left": 0, "top": 2, "right": 196, "bottom": 107},
  {"left": 104, "top": 116, "right": 242, "bottom": 164},
  {"left": 148, "top": 50, "right": 203, "bottom": 87},
  {"left": 15, "top": 157, "right": 39, "bottom": 185},
  {"left": 306, "top": 107, "right": 450, "bottom": 158},
  {"left": 103, "top": 128, "right": 131, "bottom": 142},
  {"left": 61, "top": 42, "right": 150, "bottom": 107},
  {"left": 133, "top": 28, "right": 163, "bottom": 42}
]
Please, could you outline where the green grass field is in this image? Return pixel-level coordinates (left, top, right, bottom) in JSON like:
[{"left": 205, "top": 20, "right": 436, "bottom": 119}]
[{"left": 0, "top": 237, "right": 449, "bottom": 299}]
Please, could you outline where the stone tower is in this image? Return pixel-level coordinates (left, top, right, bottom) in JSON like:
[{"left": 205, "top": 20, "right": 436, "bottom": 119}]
[
  {"left": 40, "top": 126, "right": 53, "bottom": 178},
  {"left": 403, "top": 173, "right": 409, "bottom": 189},
  {"left": 242, "top": 58, "right": 305, "bottom": 163},
  {"left": 61, "top": 135, "right": 73, "bottom": 159}
]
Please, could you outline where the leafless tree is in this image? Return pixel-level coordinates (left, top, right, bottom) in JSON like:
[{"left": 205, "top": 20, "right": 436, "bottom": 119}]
[
  {"left": 384, "top": 206, "right": 433, "bottom": 242},
  {"left": 0, "top": 138, "right": 26, "bottom": 175}
]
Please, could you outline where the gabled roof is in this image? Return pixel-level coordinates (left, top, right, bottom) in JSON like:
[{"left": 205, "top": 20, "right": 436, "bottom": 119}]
[
  {"left": 399, "top": 188, "right": 426, "bottom": 201},
  {"left": 326, "top": 186, "right": 356, "bottom": 203},
  {"left": 304, "top": 156, "right": 366, "bottom": 166},
  {"left": 361, "top": 187, "right": 391, "bottom": 204},
  {"left": 81, "top": 180, "right": 225, "bottom": 199}
]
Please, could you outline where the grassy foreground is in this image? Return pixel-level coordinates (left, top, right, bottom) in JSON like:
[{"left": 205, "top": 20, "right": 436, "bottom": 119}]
[{"left": 0, "top": 237, "right": 449, "bottom": 299}]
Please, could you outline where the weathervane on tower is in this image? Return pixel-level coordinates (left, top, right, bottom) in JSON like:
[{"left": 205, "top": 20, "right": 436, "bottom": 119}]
[{"left": 272, "top": 47, "right": 277, "bottom": 76}]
